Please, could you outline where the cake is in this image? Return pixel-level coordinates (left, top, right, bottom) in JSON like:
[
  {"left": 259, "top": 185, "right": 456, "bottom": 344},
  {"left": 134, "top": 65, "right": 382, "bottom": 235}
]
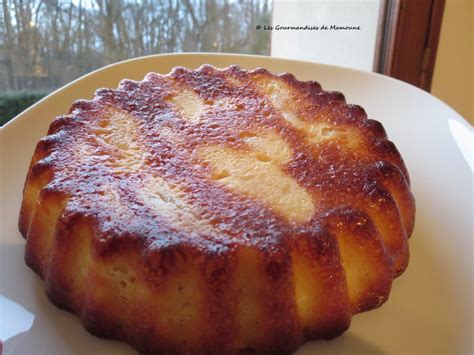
[{"left": 19, "top": 65, "right": 415, "bottom": 354}]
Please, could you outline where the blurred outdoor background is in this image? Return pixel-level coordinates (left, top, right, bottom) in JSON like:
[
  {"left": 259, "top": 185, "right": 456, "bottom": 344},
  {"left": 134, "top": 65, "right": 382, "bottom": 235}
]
[
  {"left": 1, "top": 0, "right": 472, "bottom": 126},
  {"left": 0, "top": 0, "right": 272, "bottom": 125}
]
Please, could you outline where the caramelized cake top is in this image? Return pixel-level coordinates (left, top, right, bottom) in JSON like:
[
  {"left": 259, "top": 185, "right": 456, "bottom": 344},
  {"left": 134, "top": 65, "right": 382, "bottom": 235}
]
[{"left": 30, "top": 65, "right": 411, "bottom": 258}]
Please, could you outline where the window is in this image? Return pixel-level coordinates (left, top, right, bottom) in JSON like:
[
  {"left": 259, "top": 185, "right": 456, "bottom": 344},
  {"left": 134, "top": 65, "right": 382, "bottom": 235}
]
[
  {"left": 1, "top": 0, "right": 447, "bottom": 125},
  {"left": 0, "top": 0, "right": 272, "bottom": 92}
]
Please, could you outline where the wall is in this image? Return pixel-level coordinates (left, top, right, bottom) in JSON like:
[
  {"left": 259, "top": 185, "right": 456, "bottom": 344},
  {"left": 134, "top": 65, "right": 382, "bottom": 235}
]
[
  {"left": 431, "top": 0, "right": 473, "bottom": 124},
  {"left": 271, "top": 0, "right": 381, "bottom": 71}
]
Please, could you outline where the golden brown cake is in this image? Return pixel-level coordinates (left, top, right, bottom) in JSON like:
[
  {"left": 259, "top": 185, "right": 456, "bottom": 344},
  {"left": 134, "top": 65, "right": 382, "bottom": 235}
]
[{"left": 19, "top": 65, "right": 415, "bottom": 354}]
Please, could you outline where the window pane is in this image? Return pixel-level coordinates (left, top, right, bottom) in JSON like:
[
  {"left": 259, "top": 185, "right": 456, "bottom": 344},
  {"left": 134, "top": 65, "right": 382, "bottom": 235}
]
[{"left": 0, "top": 0, "right": 272, "bottom": 93}]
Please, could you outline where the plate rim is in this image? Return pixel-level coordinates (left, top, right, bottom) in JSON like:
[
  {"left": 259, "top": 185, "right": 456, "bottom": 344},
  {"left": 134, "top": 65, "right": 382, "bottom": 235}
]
[{"left": 1, "top": 52, "right": 472, "bottom": 355}]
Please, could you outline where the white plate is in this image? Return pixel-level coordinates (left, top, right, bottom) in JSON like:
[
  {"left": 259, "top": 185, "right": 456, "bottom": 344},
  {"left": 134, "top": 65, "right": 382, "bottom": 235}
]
[{"left": 0, "top": 53, "right": 472, "bottom": 355}]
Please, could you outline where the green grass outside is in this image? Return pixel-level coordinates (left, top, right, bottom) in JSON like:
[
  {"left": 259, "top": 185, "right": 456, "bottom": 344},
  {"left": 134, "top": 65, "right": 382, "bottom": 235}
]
[{"left": 0, "top": 92, "right": 48, "bottom": 126}]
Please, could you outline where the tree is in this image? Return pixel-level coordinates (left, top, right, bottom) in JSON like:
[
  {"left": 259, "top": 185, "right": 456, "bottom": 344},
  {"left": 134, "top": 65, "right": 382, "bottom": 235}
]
[{"left": 0, "top": 0, "right": 272, "bottom": 92}]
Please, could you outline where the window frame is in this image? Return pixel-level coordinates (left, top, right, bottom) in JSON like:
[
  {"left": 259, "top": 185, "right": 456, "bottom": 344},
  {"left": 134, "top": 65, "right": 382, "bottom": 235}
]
[{"left": 376, "top": 0, "right": 446, "bottom": 92}]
